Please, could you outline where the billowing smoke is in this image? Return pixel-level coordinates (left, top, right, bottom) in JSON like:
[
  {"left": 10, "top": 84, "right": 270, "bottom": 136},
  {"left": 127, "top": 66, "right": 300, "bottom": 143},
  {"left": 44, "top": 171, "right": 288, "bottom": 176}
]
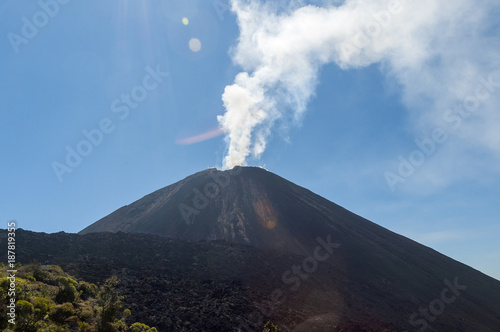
[{"left": 218, "top": 0, "right": 500, "bottom": 170}]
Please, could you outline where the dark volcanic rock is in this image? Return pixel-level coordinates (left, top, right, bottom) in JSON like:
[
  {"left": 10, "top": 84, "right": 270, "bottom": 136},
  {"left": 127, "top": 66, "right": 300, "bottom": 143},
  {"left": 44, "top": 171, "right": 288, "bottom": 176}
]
[
  {"left": 4, "top": 229, "right": 500, "bottom": 331},
  {"left": 3, "top": 230, "right": 337, "bottom": 331}
]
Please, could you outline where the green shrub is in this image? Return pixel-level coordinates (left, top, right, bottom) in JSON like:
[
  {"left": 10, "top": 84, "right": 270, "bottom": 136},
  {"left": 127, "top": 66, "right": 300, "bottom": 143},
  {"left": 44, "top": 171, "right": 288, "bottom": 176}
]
[
  {"left": 49, "top": 302, "right": 75, "bottom": 324},
  {"left": 78, "top": 321, "right": 90, "bottom": 330},
  {"left": 123, "top": 308, "right": 131, "bottom": 318},
  {"left": 32, "top": 296, "right": 52, "bottom": 313},
  {"left": 78, "top": 281, "right": 98, "bottom": 300},
  {"left": 34, "top": 320, "right": 67, "bottom": 332},
  {"left": 33, "top": 266, "right": 50, "bottom": 283},
  {"left": 97, "top": 276, "right": 123, "bottom": 332},
  {"left": 17, "top": 299, "right": 34, "bottom": 314},
  {"left": 35, "top": 265, "right": 65, "bottom": 286},
  {"left": 55, "top": 277, "right": 78, "bottom": 304},
  {"left": 77, "top": 302, "right": 95, "bottom": 322},
  {"left": 17, "top": 300, "right": 36, "bottom": 331},
  {"left": 1, "top": 263, "right": 157, "bottom": 332},
  {"left": 0, "top": 278, "right": 9, "bottom": 293},
  {"left": 130, "top": 322, "right": 158, "bottom": 332},
  {"left": 263, "top": 321, "right": 281, "bottom": 332}
]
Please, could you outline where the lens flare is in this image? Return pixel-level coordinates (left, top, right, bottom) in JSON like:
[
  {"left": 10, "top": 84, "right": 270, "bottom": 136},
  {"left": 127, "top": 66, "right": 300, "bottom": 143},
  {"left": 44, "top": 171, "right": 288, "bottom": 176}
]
[
  {"left": 175, "top": 127, "right": 224, "bottom": 145},
  {"left": 253, "top": 198, "right": 278, "bottom": 230},
  {"left": 189, "top": 38, "right": 201, "bottom": 52}
]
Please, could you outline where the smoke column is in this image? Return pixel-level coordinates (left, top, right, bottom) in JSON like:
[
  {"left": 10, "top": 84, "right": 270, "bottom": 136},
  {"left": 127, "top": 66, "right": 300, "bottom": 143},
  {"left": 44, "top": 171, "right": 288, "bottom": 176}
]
[{"left": 218, "top": 0, "right": 500, "bottom": 169}]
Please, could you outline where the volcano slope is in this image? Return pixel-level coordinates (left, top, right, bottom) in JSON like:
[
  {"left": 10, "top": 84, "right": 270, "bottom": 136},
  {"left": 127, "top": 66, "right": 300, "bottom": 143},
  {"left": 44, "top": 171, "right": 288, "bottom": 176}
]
[{"left": 12, "top": 167, "right": 500, "bottom": 331}]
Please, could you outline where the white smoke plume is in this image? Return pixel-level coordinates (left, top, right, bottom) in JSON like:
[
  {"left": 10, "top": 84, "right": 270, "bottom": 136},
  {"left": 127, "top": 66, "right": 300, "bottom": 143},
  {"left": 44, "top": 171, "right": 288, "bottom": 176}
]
[{"left": 218, "top": 0, "right": 500, "bottom": 170}]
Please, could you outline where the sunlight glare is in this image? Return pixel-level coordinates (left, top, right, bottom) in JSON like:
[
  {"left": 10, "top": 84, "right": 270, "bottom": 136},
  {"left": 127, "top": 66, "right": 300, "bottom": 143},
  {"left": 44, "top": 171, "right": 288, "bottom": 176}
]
[{"left": 189, "top": 38, "right": 202, "bottom": 52}]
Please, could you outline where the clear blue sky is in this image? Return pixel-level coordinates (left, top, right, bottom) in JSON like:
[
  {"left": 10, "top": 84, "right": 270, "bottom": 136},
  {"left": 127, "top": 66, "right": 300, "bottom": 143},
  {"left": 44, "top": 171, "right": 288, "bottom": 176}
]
[{"left": 1, "top": 1, "right": 499, "bottom": 280}]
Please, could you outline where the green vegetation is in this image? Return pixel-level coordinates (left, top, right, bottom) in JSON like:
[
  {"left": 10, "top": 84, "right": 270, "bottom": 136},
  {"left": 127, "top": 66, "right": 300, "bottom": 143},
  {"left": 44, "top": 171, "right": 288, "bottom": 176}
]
[
  {"left": 0, "top": 263, "right": 157, "bottom": 332},
  {"left": 129, "top": 322, "right": 158, "bottom": 332},
  {"left": 263, "top": 321, "right": 281, "bottom": 332}
]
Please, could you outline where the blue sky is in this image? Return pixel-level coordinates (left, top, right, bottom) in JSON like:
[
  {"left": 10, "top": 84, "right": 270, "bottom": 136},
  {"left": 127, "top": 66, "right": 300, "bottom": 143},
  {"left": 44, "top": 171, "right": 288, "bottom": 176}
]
[{"left": 1, "top": 0, "right": 499, "bottom": 280}]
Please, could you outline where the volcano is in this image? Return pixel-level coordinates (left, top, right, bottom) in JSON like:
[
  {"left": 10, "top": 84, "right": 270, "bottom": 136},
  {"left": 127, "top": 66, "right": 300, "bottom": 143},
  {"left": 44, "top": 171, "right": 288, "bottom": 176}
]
[
  {"left": 76, "top": 166, "right": 500, "bottom": 331},
  {"left": 79, "top": 166, "right": 395, "bottom": 256}
]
